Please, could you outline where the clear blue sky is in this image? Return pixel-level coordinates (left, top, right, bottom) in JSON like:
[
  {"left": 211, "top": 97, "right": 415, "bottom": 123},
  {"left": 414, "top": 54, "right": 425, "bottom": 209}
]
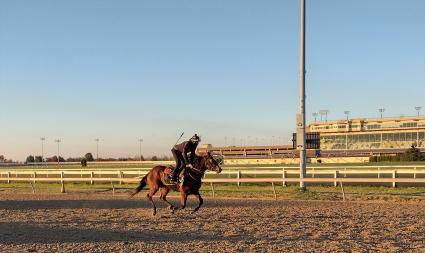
[{"left": 1, "top": 0, "right": 424, "bottom": 161}]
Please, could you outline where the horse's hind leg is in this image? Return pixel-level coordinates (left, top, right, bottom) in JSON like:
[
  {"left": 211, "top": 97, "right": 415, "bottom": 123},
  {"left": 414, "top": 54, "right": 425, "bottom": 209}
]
[
  {"left": 147, "top": 186, "right": 159, "bottom": 216},
  {"left": 159, "top": 187, "right": 175, "bottom": 213},
  {"left": 192, "top": 192, "right": 203, "bottom": 213}
]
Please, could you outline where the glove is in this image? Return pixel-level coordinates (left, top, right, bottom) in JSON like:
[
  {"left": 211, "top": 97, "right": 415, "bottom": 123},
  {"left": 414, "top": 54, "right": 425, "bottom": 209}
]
[{"left": 187, "top": 164, "right": 193, "bottom": 169}]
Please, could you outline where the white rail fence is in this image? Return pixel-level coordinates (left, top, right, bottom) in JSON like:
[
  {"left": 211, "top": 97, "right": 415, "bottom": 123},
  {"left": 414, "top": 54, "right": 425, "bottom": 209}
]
[{"left": 1, "top": 165, "right": 425, "bottom": 188}]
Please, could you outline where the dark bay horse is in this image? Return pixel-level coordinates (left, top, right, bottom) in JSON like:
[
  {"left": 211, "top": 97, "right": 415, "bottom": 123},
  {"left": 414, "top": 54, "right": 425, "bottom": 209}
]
[{"left": 131, "top": 152, "right": 222, "bottom": 216}]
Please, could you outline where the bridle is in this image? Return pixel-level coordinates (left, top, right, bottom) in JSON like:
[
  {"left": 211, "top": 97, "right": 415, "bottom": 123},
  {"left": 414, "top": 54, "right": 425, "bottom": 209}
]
[{"left": 186, "top": 153, "right": 219, "bottom": 180}]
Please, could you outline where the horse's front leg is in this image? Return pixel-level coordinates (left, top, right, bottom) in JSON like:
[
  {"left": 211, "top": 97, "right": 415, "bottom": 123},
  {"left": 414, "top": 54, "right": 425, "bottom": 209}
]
[
  {"left": 176, "top": 191, "right": 188, "bottom": 211},
  {"left": 192, "top": 192, "right": 203, "bottom": 214}
]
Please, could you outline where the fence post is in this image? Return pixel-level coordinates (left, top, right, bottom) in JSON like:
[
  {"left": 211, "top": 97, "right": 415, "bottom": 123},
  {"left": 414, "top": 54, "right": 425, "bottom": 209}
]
[
  {"left": 334, "top": 170, "right": 339, "bottom": 187},
  {"left": 119, "top": 171, "right": 123, "bottom": 185},
  {"left": 392, "top": 170, "right": 397, "bottom": 188},
  {"left": 340, "top": 181, "right": 345, "bottom": 201},
  {"left": 33, "top": 172, "right": 37, "bottom": 184},
  {"left": 7, "top": 172, "right": 11, "bottom": 184},
  {"left": 61, "top": 171, "right": 65, "bottom": 193},
  {"left": 414, "top": 167, "right": 417, "bottom": 179},
  {"left": 282, "top": 169, "right": 287, "bottom": 187},
  {"left": 91, "top": 171, "right": 94, "bottom": 185},
  {"left": 237, "top": 171, "right": 241, "bottom": 186},
  {"left": 210, "top": 182, "right": 215, "bottom": 198},
  {"left": 271, "top": 182, "right": 277, "bottom": 200},
  {"left": 30, "top": 182, "right": 35, "bottom": 194},
  {"left": 377, "top": 167, "right": 380, "bottom": 178}
]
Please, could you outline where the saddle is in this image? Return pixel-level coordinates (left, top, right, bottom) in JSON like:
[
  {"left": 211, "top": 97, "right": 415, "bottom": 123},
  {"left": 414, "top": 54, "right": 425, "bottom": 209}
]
[{"left": 163, "top": 166, "right": 185, "bottom": 185}]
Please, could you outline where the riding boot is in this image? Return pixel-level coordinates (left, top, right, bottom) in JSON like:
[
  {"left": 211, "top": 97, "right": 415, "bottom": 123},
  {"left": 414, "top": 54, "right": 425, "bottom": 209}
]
[{"left": 170, "top": 171, "right": 178, "bottom": 183}]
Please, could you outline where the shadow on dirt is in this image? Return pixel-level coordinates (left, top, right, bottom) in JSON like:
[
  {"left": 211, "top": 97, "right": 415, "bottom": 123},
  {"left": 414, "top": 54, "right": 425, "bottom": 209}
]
[
  {"left": 0, "top": 221, "right": 227, "bottom": 244},
  {"left": 0, "top": 197, "right": 284, "bottom": 210}
]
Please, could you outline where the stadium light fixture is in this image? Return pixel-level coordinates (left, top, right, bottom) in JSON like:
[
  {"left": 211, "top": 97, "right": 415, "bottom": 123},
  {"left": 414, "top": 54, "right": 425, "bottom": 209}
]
[
  {"left": 319, "top": 110, "right": 329, "bottom": 122},
  {"left": 138, "top": 138, "right": 143, "bottom": 161},
  {"left": 95, "top": 138, "right": 100, "bottom": 160},
  {"left": 312, "top": 112, "right": 318, "bottom": 122},
  {"left": 55, "top": 139, "right": 61, "bottom": 164},
  {"left": 40, "top": 137, "right": 45, "bottom": 163},
  {"left": 344, "top": 111, "right": 350, "bottom": 120},
  {"left": 415, "top": 106, "right": 422, "bottom": 117},
  {"left": 378, "top": 108, "right": 385, "bottom": 119}
]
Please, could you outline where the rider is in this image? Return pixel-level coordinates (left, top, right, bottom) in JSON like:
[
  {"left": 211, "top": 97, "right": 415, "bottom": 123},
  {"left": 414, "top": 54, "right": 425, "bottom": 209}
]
[{"left": 170, "top": 134, "right": 201, "bottom": 183}]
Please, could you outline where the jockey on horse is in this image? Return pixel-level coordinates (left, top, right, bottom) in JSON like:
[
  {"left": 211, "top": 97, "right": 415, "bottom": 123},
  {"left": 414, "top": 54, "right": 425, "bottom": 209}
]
[{"left": 170, "top": 134, "right": 201, "bottom": 184}]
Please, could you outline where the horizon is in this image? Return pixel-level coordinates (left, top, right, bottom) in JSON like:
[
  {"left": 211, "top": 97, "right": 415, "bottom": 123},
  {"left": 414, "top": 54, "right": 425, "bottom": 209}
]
[{"left": 1, "top": 0, "right": 424, "bottom": 161}]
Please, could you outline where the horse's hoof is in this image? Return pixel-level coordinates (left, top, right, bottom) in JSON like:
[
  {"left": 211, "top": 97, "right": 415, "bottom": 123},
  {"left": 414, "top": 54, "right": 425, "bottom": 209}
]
[{"left": 152, "top": 211, "right": 157, "bottom": 216}]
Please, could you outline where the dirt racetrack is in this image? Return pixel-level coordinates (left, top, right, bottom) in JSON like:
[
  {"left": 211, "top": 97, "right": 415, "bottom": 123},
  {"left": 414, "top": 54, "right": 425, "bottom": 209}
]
[{"left": 1, "top": 192, "right": 425, "bottom": 252}]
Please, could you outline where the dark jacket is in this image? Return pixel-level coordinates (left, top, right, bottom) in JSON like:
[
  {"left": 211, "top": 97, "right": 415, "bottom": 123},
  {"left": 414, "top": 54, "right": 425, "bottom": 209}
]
[{"left": 173, "top": 141, "right": 198, "bottom": 164}]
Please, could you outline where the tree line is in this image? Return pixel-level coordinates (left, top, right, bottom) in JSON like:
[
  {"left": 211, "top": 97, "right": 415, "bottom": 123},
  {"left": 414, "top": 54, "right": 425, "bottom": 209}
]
[{"left": 24, "top": 153, "right": 173, "bottom": 163}]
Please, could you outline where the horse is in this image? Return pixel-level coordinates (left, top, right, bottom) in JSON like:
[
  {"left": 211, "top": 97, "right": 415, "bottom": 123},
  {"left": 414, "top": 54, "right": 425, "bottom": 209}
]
[{"left": 131, "top": 152, "right": 222, "bottom": 216}]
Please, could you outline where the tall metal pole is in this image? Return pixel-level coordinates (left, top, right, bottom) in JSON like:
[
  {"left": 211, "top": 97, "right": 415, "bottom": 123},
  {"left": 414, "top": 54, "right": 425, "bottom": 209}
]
[
  {"left": 344, "top": 111, "right": 350, "bottom": 121},
  {"left": 55, "top": 139, "right": 61, "bottom": 164},
  {"left": 138, "top": 138, "right": 143, "bottom": 161},
  {"left": 95, "top": 138, "right": 99, "bottom": 160},
  {"left": 40, "top": 137, "right": 45, "bottom": 163},
  {"left": 299, "top": 0, "right": 307, "bottom": 190},
  {"left": 415, "top": 106, "right": 422, "bottom": 117},
  {"left": 378, "top": 108, "right": 385, "bottom": 119}
]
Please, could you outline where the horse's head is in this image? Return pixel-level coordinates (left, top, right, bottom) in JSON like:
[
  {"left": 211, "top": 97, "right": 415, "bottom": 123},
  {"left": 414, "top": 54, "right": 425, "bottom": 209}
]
[{"left": 200, "top": 152, "right": 222, "bottom": 174}]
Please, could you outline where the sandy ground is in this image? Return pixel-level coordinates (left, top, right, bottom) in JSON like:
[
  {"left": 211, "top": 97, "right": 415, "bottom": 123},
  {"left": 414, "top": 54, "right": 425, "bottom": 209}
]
[{"left": 1, "top": 192, "right": 425, "bottom": 253}]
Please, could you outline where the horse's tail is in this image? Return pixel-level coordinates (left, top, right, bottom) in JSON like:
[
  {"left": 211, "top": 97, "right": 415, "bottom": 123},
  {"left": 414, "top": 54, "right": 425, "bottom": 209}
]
[{"left": 130, "top": 173, "right": 148, "bottom": 197}]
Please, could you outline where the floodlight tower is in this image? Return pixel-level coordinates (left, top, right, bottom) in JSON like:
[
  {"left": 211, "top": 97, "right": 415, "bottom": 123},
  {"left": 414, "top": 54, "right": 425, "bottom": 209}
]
[
  {"left": 55, "top": 139, "right": 61, "bottom": 164},
  {"left": 344, "top": 111, "right": 350, "bottom": 120},
  {"left": 95, "top": 138, "right": 100, "bottom": 160},
  {"left": 138, "top": 138, "right": 143, "bottom": 161},
  {"left": 378, "top": 108, "right": 385, "bottom": 119},
  {"left": 40, "top": 137, "right": 45, "bottom": 163},
  {"left": 415, "top": 106, "right": 422, "bottom": 117},
  {"left": 312, "top": 112, "right": 318, "bottom": 122}
]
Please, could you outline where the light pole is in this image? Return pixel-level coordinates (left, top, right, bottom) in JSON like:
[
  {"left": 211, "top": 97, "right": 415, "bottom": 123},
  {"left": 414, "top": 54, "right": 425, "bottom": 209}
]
[
  {"left": 312, "top": 112, "right": 318, "bottom": 122},
  {"left": 138, "top": 138, "right": 143, "bottom": 161},
  {"left": 40, "top": 137, "right": 45, "bottom": 163},
  {"left": 378, "top": 108, "right": 385, "bottom": 119},
  {"left": 298, "top": 0, "right": 307, "bottom": 191},
  {"left": 344, "top": 111, "right": 350, "bottom": 120},
  {"left": 415, "top": 106, "right": 422, "bottom": 117},
  {"left": 55, "top": 139, "right": 61, "bottom": 164},
  {"left": 95, "top": 138, "right": 99, "bottom": 160},
  {"left": 319, "top": 110, "right": 328, "bottom": 122}
]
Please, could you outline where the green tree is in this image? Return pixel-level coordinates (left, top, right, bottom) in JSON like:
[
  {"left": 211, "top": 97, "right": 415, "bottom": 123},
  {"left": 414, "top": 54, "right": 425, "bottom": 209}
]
[
  {"left": 34, "top": 156, "right": 43, "bottom": 163},
  {"left": 151, "top": 155, "right": 158, "bottom": 161},
  {"left": 84, "top": 153, "right": 94, "bottom": 162},
  {"left": 400, "top": 145, "right": 423, "bottom": 161},
  {"left": 26, "top": 155, "right": 35, "bottom": 163}
]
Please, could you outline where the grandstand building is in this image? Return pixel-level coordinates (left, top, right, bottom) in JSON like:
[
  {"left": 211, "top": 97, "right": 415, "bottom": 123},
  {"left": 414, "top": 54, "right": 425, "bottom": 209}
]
[
  {"left": 310, "top": 116, "right": 425, "bottom": 152},
  {"left": 199, "top": 116, "right": 425, "bottom": 159}
]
